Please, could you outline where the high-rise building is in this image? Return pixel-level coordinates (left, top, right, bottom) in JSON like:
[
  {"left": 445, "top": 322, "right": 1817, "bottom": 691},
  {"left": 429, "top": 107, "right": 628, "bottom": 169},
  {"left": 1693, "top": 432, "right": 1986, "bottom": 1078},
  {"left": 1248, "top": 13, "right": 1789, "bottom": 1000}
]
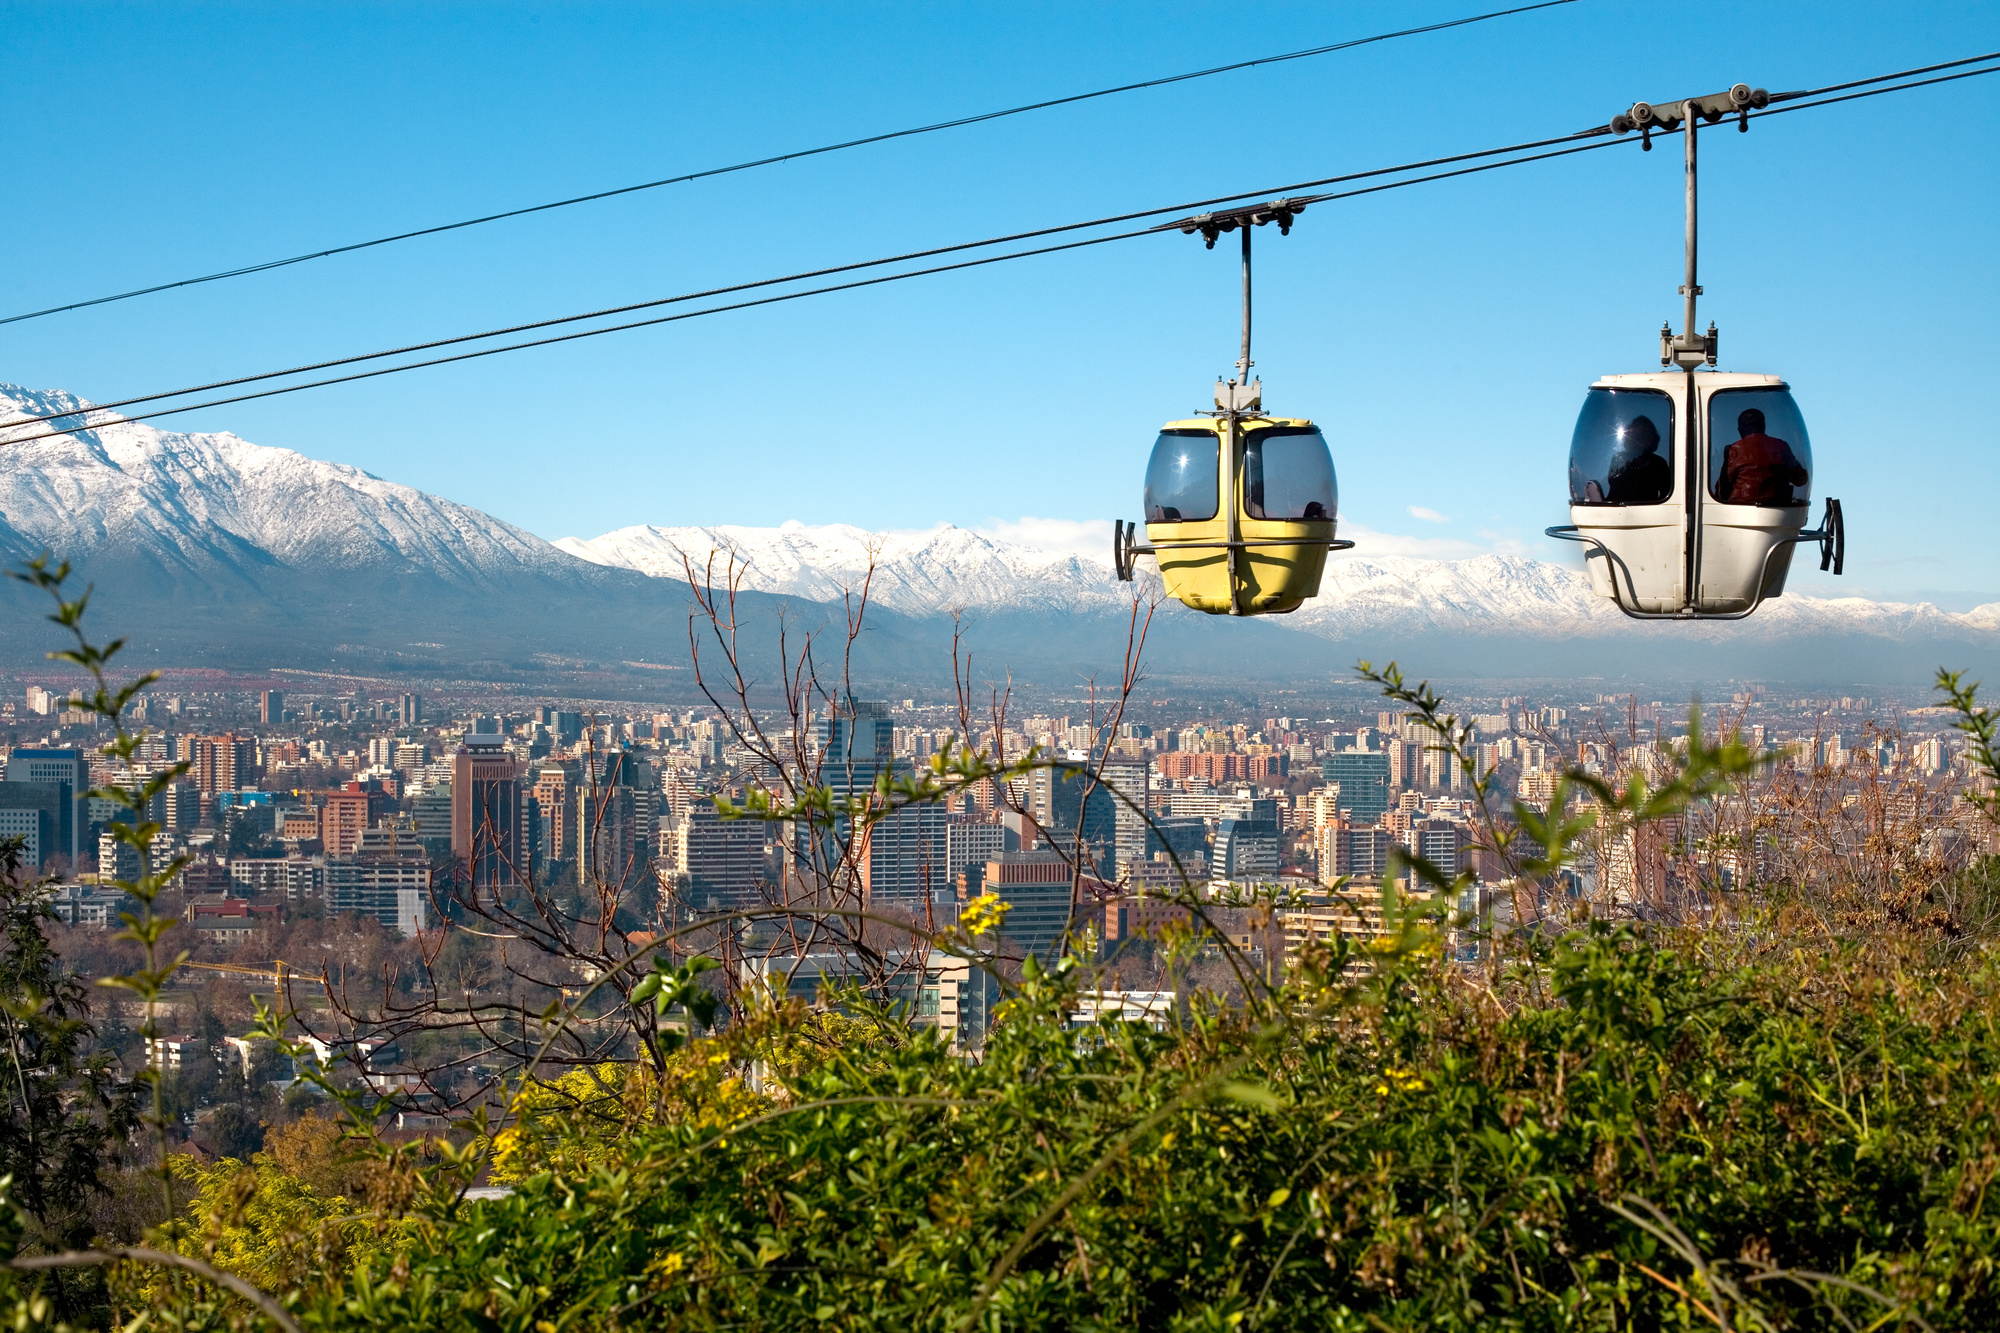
[
  {"left": 411, "top": 785, "right": 453, "bottom": 852},
  {"left": 856, "top": 798, "right": 950, "bottom": 914},
  {"left": 1030, "top": 758, "right": 1117, "bottom": 877},
  {"left": 530, "top": 767, "right": 572, "bottom": 870},
  {"left": 259, "top": 690, "right": 284, "bottom": 725},
  {"left": 1410, "top": 822, "right": 1465, "bottom": 877},
  {"left": 399, "top": 693, "right": 423, "bottom": 726},
  {"left": 1098, "top": 759, "right": 1150, "bottom": 871},
  {"left": 1318, "top": 821, "right": 1394, "bottom": 881},
  {"left": 574, "top": 750, "right": 651, "bottom": 894},
  {"left": 98, "top": 829, "right": 143, "bottom": 883},
  {"left": 666, "top": 794, "right": 766, "bottom": 913},
  {"left": 974, "top": 850, "right": 1077, "bottom": 966},
  {"left": 0, "top": 782, "right": 62, "bottom": 868},
  {"left": 1214, "top": 810, "right": 1280, "bottom": 884},
  {"left": 944, "top": 820, "right": 1007, "bottom": 894},
  {"left": 1322, "top": 751, "right": 1391, "bottom": 825},
  {"left": 191, "top": 735, "right": 255, "bottom": 796},
  {"left": 452, "top": 737, "right": 523, "bottom": 893},
  {"left": 790, "top": 699, "right": 945, "bottom": 907},
  {"left": 162, "top": 781, "right": 201, "bottom": 830},
  {"left": 818, "top": 698, "right": 893, "bottom": 771},
  {"left": 326, "top": 847, "right": 431, "bottom": 937},
  {"left": 4, "top": 748, "right": 87, "bottom": 864},
  {"left": 320, "top": 790, "right": 369, "bottom": 856}
]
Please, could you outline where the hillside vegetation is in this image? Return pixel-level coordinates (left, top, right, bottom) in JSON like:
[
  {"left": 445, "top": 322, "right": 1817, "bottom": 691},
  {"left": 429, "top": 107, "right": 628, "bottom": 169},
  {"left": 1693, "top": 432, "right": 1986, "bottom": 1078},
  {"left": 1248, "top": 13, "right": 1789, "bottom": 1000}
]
[{"left": 0, "top": 556, "right": 1998, "bottom": 1331}]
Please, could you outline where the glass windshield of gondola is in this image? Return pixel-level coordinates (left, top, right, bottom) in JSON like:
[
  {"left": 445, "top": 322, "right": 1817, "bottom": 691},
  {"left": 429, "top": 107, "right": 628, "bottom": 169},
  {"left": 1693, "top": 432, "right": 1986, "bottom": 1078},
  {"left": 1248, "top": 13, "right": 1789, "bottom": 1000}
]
[
  {"left": 1708, "top": 388, "right": 1812, "bottom": 507},
  {"left": 1570, "top": 388, "right": 1675, "bottom": 506},
  {"left": 1243, "top": 426, "right": 1336, "bottom": 520},
  {"left": 1144, "top": 429, "right": 1219, "bottom": 523}
]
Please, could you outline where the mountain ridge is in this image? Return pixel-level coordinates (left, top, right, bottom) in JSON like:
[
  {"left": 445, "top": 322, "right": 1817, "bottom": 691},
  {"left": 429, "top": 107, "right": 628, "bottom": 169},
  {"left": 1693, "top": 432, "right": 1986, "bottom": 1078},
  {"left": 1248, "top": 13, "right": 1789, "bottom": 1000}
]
[
  {"left": 0, "top": 382, "right": 1993, "bottom": 685},
  {"left": 555, "top": 520, "right": 2000, "bottom": 647}
]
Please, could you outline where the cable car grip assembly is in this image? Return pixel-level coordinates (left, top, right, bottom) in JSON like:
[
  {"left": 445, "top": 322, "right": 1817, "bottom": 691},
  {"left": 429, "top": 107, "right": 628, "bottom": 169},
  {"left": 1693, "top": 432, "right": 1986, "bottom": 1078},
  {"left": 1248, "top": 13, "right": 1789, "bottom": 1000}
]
[{"left": 1114, "top": 199, "right": 1352, "bottom": 609}]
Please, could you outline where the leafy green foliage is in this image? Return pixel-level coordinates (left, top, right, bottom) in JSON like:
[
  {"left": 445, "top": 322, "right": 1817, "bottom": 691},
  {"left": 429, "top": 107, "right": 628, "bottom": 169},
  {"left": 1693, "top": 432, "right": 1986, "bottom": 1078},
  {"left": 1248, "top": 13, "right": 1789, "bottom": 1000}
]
[
  {"left": 176, "top": 922, "right": 1985, "bottom": 1332},
  {"left": 15, "top": 556, "right": 2000, "bottom": 1333}
]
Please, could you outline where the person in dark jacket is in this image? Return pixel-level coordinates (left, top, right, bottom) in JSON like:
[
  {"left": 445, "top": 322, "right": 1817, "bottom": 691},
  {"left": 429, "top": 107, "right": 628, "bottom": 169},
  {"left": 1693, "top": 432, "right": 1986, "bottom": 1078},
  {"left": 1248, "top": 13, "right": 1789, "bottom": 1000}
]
[
  {"left": 1605, "top": 414, "right": 1673, "bottom": 504},
  {"left": 1717, "top": 407, "right": 1809, "bottom": 506}
]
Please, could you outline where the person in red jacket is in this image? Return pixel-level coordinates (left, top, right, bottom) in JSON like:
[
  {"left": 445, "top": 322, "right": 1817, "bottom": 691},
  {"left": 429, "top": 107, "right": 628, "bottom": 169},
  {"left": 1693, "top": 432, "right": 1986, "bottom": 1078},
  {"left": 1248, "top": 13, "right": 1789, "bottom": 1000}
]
[{"left": 1717, "top": 407, "right": 1809, "bottom": 506}]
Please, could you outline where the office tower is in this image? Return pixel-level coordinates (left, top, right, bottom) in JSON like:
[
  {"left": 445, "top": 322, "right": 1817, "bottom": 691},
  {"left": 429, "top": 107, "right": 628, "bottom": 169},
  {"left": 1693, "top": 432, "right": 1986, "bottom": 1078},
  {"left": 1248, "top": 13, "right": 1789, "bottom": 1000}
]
[
  {"left": 320, "top": 790, "right": 369, "bottom": 856},
  {"left": 575, "top": 750, "right": 651, "bottom": 894},
  {"left": 945, "top": 820, "right": 1007, "bottom": 893},
  {"left": 1143, "top": 815, "right": 1208, "bottom": 869},
  {"left": 819, "top": 698, "right": 893, "bottom": 770},
  {"left": 1322, "top": 751, "right": 1391, "bottom": 825},
  {"left": 791, "top": 699, "right": 942, "bottom": 907},
  {"left": 1214, "top": 804, "right": 1280, "bottom": 884},
  {"left": 190, "top": 735, "right": 255, "bottom": 796},
  {"left": 0, "top": 783, "right": 62, "bottom": 868},
  {"left": 162, "top": 781, "right": 201, "bottom": 830},
  {"left": 667, "top": 795, "right": 766, "bottom": 913},
  {"left": 1030, "top": 759, "right": 1117, "bottom": 877},
  {"left": 4, "top": 748, "right": 87, "bottom": 863},
  {"left": 259, "top": 690, "right": 284, "bottom": 726},
  {"left": 472, "top": 716, "right": 503, "bottom": 736},
  {"left": 975, "top": 850, "right": 1077, "bottom": 967},
  {"left": 400, "top": 693, "right": 423, "bottom": 726},
  {"left": 367, "top": 738, "right": 396, "bottom": 769},
  {"left": 411, "top": 785, "right": 453, "bottom": 853},
  {"left": 393, "top": 742, "right": 428, "bottom": 773},
  {"left": 453, "top": 736, "right": 523, "bottom": 893},
  {"left": 530, "top": 767, "right": 572, "bottom": 869}
]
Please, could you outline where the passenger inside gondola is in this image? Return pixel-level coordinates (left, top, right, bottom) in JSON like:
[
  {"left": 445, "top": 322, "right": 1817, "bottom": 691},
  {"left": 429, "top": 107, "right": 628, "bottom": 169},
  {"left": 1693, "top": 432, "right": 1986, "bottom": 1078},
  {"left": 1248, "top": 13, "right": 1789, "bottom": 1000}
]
[
  {"left": 1717, "top": 408, "right": 1809, "bottom": 506},
  {"left": 1605, "top": 415, "right": 1673, "bottom": 504}
]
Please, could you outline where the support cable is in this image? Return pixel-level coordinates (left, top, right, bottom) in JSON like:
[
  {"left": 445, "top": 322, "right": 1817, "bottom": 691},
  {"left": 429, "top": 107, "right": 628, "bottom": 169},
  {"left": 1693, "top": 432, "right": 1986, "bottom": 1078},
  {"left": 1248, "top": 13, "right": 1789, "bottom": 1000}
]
[
  {"left": 0, "top": 0, "right": 1579, "bottom": 329},
  {"left": 0, "top": 133, "right": 1642, "bottom": 432},
  {"left": 0, "top": 55, "right": 1991, "bottom": 449}
]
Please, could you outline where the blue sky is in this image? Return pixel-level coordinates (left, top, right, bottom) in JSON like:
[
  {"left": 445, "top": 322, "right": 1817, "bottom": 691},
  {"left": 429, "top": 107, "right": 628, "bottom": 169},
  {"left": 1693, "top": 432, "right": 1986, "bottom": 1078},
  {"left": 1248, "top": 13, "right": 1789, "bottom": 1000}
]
[{"left": 2, "top": 1, "right": 1995, "bottom": 605}]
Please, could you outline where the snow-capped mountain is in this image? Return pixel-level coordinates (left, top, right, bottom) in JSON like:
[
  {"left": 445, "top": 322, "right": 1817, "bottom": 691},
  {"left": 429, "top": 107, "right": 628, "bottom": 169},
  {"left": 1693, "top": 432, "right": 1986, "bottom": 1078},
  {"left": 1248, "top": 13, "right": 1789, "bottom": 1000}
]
[
  {"left": 0, "top": 380, "right": 1992, "bottom": 683},
  {"left": 0, "top": 384, "right": 593, "bottom": 588},
  {"left": 557, "top": 519, "right": 2000, "bottom": 649},
  {"left": 552, "top": 522, "right": 1131, "bottom": 616}
]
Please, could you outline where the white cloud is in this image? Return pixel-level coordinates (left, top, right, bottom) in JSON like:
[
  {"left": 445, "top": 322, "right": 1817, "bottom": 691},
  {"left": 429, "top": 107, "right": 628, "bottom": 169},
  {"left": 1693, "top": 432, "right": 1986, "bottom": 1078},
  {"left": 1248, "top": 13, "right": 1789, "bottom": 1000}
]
[
  {"left": 1331, "top": 522, "right": 1493, "bottom": 561},
  {"left": 1407, "top": 505, "right": 1451, "bottom": 524},
  {"left": 974, "top": 516, "right": 1116, "bottom": 565}
]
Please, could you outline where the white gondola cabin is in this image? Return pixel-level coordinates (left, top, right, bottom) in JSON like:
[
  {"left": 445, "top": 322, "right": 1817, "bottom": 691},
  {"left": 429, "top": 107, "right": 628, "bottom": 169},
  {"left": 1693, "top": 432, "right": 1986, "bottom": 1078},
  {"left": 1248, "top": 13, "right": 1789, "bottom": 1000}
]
[
  {"left": 1561, "top": 371, "right": 1838, "bottom": 616},
  {"left": 1547, "top": 84, "right": 1842, "bottom": 619}
]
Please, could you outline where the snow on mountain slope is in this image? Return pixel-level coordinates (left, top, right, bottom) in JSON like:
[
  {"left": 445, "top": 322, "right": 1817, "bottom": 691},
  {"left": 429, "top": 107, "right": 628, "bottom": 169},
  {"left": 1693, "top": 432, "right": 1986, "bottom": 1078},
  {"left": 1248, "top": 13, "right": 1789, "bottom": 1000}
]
[
  {"left": 0, "top": 384, "right": 596, "bottom": 587},
  {"left": 0, "top": 379, "right": 1987, "bottom": 660},
  {"left": 559, "top": 519, "right": 2000, "bottom": 645},
  {"left": 553, "top": 522, "right": 1130, "bottom": 616}
]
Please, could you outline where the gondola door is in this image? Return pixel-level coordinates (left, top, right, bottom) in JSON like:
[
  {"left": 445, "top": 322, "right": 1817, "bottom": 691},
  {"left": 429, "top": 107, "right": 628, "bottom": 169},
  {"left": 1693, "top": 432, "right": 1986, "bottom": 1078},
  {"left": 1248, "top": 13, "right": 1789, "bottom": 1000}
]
[{"left": 1691, "top": 374, "right": 1815, "bottom": 613}]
